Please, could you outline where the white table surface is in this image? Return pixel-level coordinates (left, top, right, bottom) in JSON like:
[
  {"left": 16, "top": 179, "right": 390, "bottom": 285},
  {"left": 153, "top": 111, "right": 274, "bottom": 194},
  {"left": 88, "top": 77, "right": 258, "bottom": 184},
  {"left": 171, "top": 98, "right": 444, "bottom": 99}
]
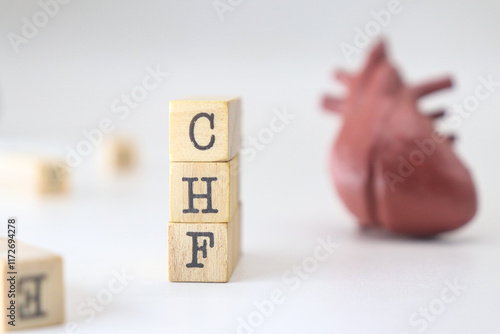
[{"left": 1, "top": 1, "right": 500, "bottom": 333}]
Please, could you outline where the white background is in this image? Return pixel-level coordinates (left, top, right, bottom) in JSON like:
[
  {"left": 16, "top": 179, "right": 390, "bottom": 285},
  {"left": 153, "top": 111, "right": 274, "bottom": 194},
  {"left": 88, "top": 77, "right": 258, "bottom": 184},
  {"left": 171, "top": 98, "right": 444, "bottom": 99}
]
[{"left": 1, "top": 0, "right": 500, "bottom": 333}]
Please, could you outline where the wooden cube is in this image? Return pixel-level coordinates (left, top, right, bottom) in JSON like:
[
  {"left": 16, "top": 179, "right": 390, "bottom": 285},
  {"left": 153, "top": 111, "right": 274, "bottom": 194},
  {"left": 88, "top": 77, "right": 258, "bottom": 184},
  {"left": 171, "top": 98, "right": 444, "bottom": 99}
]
[
  {"left": 170, "top": 156, "right": 239, "bottom": 223},
  {"left": 168, "top": 206, "right": 241, "bottom": 282},
  {"left": 97, "top": 137, "right": 137, "bottom": 173},
  {"left": 0, "top": 152, "right": 70, "bottom": 196},
  {"left": 0, "top": 237, "right": 64, "bottom": 331},
  {"left": 169, "top": 97, "right": 241, "bottom": 162}
]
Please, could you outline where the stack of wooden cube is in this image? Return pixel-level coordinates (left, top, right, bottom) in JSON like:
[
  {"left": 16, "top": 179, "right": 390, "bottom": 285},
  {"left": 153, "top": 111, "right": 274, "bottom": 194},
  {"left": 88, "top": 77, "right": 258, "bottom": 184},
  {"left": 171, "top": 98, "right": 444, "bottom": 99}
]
[{"left": 168, "top": 97, "right": 241, "bottom": 282}]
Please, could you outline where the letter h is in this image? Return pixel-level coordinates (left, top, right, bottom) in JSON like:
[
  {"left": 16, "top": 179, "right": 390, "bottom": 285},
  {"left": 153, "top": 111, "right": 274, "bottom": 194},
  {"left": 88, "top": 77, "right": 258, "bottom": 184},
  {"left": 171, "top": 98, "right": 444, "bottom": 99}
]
[{"left": 182, "top": 177, "right": 219, "bottom": 214}]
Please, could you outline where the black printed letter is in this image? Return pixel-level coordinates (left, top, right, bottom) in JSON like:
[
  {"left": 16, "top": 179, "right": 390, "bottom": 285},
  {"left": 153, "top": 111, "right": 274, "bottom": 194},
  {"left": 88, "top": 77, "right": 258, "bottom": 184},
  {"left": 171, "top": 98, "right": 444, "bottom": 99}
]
[
  {"left": 186, "top": 232, "right": 215, "bottom": 268},
  {"left": 189, "top": 113, "right": 215, "bottom": 150},
  {"left": 182, "top": 177, "right": 218, "bottom": 214},
  {"left": 19, "top": 275, "right": 46, "bottom": 319}
]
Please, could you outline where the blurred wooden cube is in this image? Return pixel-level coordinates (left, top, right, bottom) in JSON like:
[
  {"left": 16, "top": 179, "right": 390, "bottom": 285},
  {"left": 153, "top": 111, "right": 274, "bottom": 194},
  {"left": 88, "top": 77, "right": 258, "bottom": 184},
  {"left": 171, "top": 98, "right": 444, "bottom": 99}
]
[
  {"left": 0, "top": 237, "right": 64, "bottom": 331},
  {"left": 98, "top": 137, "right": 137, "bottom": 173},
  {"left": 0, "top": 152, "right": 69, "bottom": 196}
]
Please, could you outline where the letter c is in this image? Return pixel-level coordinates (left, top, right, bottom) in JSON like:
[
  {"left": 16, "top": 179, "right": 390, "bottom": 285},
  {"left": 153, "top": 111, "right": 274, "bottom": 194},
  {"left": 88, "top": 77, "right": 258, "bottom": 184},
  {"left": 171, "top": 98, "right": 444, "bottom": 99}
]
[{"left": 189, "top": 113, "right": 215, "bottom": 150}]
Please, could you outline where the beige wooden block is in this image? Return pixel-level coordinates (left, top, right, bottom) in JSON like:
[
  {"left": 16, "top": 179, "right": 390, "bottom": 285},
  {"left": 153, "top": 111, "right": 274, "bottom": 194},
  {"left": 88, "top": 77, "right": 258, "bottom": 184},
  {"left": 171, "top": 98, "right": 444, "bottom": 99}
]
[
  {"left": 170, "top": 155, "right": 239, "bottom": 223},
  {"left": 0, "top": 237, "right": 64, "bottom": 331},
  {"left": 168, "top": 206, "right": 241, "bottom": 282},
  {"left": 169, "top": 97, "right": 241, "bottom": 162},
  {"left": 97, "top": 137, "right": 137, "bottom": 173},
  {"left": 0, "top": 152, "right": 70, "bottom": 196}
]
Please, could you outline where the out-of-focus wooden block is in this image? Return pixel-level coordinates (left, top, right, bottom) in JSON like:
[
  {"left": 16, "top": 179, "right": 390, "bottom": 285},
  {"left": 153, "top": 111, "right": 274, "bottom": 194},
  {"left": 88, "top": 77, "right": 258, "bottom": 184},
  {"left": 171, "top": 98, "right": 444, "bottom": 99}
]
[
  {"left": 97, "top": 137, "right": 137, "bottom": 173},
  {"left": 0, "top": 237, "right": 65, "bottom": 331},
  {"left": 169, "top": 97, "right": 241, "bottom": 162},
  {"left": 168, "top": 206, "right": 241, "bottom": 282},
  {"left": 0, "top": 152, "right": 69, "bottom": 196},
  {"left": 170, "top": 156, "right": 239, "bottom": 223}
]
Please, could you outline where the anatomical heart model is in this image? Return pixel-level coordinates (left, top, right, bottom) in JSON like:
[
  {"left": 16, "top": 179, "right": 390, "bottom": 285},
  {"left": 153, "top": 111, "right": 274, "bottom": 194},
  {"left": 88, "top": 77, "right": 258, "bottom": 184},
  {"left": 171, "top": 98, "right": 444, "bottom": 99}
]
[{"left": 323, "top": 40, "right": 477, "bottom": 236}]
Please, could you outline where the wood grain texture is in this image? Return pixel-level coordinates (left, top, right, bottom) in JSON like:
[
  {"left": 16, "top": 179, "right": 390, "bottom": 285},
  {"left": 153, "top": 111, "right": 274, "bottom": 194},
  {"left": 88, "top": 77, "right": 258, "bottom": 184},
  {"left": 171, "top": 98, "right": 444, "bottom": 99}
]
[
  {"left": 168, "top": 206, "right": 241, "bottom": 282},
  {"left": 0, "top": 238, "right": 65, "bottom": 331},
  {"left": 169, "top": 155, "right": 239, "bottom": 223},
  {"left": 169, "top": 97, "right": 241, "bottom": 162},
  {"left": 0, "top": 152, "right": 69, "bottom": 197}
]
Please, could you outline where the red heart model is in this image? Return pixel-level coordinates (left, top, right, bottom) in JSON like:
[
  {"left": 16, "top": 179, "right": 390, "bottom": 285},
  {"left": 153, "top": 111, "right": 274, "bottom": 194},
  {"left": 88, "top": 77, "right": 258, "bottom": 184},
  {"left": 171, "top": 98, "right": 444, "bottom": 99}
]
[{"left": 323, "top": 40, "right": 477, "bottom": 236}]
